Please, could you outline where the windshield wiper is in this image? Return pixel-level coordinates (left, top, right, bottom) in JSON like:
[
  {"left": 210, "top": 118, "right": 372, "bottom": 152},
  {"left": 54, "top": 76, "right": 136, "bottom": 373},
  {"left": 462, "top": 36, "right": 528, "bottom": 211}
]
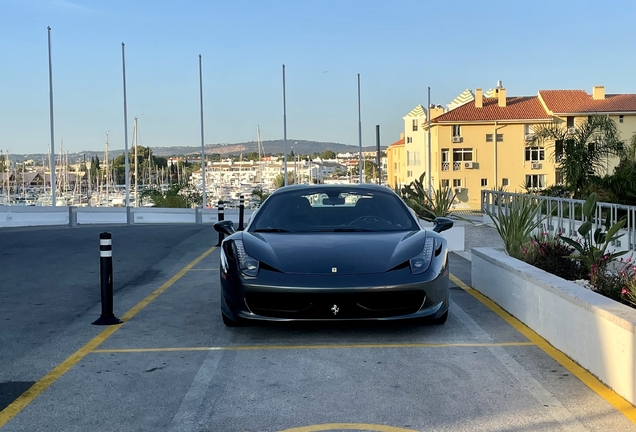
[
  {"left": 253, "top": 228, "right": 292, "bottom": 232},
  {"left": 322, "top": 227, "right": 377, "bottom": 232}
]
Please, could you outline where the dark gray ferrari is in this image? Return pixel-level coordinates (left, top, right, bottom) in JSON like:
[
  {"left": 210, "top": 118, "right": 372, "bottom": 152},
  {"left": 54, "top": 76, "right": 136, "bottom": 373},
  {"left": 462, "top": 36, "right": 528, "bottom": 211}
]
[{"left": 213, "top": 184, "right": 453, "bottom": 326}]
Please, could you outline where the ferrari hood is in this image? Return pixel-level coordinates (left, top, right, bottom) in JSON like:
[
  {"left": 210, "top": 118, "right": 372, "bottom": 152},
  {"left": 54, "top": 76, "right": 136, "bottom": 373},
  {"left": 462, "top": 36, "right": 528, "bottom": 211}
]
[{"left": 241, "top": 231, "right": 427, "bottom": 275}]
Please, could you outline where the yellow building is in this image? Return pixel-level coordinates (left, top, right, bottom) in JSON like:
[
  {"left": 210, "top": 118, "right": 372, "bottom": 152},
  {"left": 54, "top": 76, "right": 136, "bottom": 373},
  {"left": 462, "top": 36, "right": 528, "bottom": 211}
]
[
  {"left": 386, "top": 133, "right": 406, "bottom": 190},
  {"left": 400, "top": 84, "right": 636, "bottom": 209}
]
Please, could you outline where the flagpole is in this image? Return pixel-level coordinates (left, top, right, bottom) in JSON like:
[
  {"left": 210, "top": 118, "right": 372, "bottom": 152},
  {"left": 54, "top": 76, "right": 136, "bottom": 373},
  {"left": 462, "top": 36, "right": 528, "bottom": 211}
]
[
  {"left": 47, "top": 26, "right": 57, "bottom": 206},
  {"left": 121, "top": 42, "right": 130, "bottom": 207},
  {"left": 357, "top": 74, "right": 363, "bottom": 184},
  {"left": 199, "top": 54, "right": 207, "bottom": 208},
  {"left": 283, "top": 64, "right": 288, "bottom": 186}
]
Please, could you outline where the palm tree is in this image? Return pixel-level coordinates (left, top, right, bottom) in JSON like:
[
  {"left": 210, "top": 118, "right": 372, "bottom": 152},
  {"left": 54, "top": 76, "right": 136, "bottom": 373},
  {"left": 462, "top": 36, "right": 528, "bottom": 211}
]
[{"left": 533, "top": 115, "right": 624, "bottom": 198}]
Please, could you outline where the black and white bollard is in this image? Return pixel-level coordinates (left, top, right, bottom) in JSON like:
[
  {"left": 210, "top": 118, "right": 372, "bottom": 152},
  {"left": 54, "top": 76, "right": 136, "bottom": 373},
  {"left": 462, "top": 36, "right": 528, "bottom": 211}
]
[
  {"left": 238, "top": 195, "right": 245, "bottom": 231},
  {"left": 216, "top": 200, "right": 225, "bottom": 246},
  {"left": 92, "top": 232, "right": 123, "bottom": 326}
]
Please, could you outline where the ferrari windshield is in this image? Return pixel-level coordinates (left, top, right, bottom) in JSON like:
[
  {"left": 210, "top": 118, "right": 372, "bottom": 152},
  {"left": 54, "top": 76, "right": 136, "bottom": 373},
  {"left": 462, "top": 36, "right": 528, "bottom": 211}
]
[{"left": 249, "top": 187, "right": 418, "bottom": 232}]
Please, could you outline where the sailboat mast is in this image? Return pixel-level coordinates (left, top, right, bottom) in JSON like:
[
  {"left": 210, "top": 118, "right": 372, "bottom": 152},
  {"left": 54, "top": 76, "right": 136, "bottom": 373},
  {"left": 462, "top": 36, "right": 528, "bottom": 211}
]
[
  {"left": 133, "top": 116, "right": 138, "bottom": 207},
  {"left": 105, "top": 132, "right": 110, "bottom": 206}
]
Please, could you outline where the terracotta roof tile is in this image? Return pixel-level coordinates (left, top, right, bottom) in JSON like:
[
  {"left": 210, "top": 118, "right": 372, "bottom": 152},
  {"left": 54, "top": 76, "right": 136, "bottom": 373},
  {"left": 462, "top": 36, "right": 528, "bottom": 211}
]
[
  {"left": 433, "top": 96, "right": 551, "bottom": 123},
  {"left": 539, "top": 90, "right": 636, "bottom": 113},
  {"left": 388, "top": 138, "right": 405, "bottom": 147}
]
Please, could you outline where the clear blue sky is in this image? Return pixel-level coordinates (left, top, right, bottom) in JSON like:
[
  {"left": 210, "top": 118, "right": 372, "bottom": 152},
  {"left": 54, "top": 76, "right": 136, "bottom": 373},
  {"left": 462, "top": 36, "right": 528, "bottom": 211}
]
[{"left": 2, "top": 0, "right": 635, "bottom": 155}]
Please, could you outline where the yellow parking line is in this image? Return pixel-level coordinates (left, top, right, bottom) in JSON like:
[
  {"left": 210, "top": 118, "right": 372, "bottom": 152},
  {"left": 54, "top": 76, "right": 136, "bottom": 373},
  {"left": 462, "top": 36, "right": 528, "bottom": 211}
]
[
  {"left": 281, "top": 423, "right": 417, "bottom": 432},
  {"left": 0, "top": 246, "right": 217, "bottom": 429},
  {"left": 188, "top": 268, "right": 218, "bottom": 271},
  {"left": 449, "top": 273, "right": 636, "bottom": 423},
  {"left": 91, "top": 341, "right": 536, "bottom": 354}
]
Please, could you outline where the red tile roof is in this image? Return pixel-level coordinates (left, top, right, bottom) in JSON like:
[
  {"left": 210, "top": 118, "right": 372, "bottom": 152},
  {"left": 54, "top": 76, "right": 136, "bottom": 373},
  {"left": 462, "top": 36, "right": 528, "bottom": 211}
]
[
  {"left": 432, "top": 96, "right": 551, "bottom": 123},
  {"left": 539, "top": 90, "right": 636, "bottom": 114},
  {"left": 388, "top": 137, "right": 405, "bottom": 147}
]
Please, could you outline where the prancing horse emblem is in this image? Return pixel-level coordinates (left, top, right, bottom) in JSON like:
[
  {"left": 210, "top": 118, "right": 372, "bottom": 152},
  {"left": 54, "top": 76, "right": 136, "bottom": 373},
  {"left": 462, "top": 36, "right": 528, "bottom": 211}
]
[{"left": 331, "top": 304, "right": 340, "bottom": 315}]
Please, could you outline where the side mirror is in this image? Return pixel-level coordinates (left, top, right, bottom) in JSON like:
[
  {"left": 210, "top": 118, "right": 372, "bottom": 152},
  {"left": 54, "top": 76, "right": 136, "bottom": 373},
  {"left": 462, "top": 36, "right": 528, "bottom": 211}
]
[
  {"left": 214, "top": 220, "right": 236, "bottom": 236},
  {"left": 432, "top": 217, "right": 453, "bottom": 233}
]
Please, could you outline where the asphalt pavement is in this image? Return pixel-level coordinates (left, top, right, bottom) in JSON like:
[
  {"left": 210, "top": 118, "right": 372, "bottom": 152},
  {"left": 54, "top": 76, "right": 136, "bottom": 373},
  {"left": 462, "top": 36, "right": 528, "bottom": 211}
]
[{"left": 0, "top": 224, "right": 634, "bottom": 431}]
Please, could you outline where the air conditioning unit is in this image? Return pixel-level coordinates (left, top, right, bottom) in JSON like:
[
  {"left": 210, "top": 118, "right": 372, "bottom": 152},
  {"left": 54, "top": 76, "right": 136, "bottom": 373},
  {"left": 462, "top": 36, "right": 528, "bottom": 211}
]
[
  {"left": 531, "top": 163, "right": 542, "bottom": 170},
  {"left": 464, "top": 161, "right": 474, "bottom": 169},
  {"left": 452, "top": 136, "right": 462, "bottom": 143},
  {"left": 524, "top": 134, "right": 535, "bottom": 142},
  {"left": 567, "top": 127, "right": 576, "bottom": 134}
]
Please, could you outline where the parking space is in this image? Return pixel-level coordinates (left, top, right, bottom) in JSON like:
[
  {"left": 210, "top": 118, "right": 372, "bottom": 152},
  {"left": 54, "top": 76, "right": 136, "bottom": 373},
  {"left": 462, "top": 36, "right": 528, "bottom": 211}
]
[{"left": 1, "top": 227, "right": 636, "bottom": 431}]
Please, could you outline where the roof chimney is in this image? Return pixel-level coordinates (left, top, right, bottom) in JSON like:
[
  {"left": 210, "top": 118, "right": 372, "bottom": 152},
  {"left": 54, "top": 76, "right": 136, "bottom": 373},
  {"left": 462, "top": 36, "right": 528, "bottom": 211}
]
[
  {"left": 498, "top": 87, "right": 507, "bottom": 107},
  {"left": 400, "top": 132, "right": 405, "bottom": 140},
  {"left": 475, "top": 88, "right": 483, "bottom": 108},
  {"left": 593, "top": 85, "right": 605, "bottom": 100},
  {"left": 496, "top": 80, "right": 503, "bottom": 88}
]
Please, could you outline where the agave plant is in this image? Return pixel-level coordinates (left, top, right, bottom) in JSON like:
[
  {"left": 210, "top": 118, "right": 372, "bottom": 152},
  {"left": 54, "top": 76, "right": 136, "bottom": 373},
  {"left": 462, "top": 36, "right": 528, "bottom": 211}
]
[
  {"left": 559, "top": 192, "right": 628, "bottom": 279},
  {"left": 485, "top": 194, "right": 548, "bottom": 259},
  {"left": 399, "top": 173, "right": 456, "bottom": 222}
]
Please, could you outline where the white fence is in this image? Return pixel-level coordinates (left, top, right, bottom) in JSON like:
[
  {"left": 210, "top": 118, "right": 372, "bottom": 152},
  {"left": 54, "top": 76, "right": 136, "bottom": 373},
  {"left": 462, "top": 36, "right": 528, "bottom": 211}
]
[
  {"left": 481, "top": 190, "right": 636, "bottom": 254},
  {"left": 0, "top": 206, "right": 255, "bottom": 228}
]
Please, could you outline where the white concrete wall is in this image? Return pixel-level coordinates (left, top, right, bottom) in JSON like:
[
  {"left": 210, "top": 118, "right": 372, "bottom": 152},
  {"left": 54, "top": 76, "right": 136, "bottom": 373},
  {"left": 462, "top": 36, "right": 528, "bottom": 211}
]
[
  {"left": 76, "top": 208, "right": 127, "bottom": 225},
  {"left": 0, "top": 207, "right": 256, "bottom": 228},
  {"left": 418, "top": 219, "right": 465, "bottom": 252},
  {"left": 471, "top": 247, "right": 636, "bottom": 406},
  {"left": 0, "top": 206, "right": 68, "bottom": 227}
]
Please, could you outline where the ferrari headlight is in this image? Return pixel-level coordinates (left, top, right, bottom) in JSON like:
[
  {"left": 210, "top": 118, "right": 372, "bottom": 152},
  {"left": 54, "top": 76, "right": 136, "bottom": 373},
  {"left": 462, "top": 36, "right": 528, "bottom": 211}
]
[
  {"left": 410, "top": 237, "right": 435, "bottom": 275},
  {"left": 233, "top": 240, "right": 259, "bottom": 277}
]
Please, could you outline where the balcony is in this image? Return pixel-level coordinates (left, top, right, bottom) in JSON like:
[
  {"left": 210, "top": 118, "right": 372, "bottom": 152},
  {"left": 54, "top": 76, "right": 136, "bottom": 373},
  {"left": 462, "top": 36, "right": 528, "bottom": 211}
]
[
  {"left": 441, "top": 162, "right": 450, "bottom": 171},
  {"left": 453, "top": 162, "right": 461, "bottom": 171}
]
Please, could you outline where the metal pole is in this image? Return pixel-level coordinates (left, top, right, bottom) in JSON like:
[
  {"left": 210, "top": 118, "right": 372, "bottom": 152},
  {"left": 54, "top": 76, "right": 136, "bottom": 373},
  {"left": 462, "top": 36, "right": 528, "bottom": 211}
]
[
  {"left": 238, "top": 195, "right": 245, "bottom": 231},
  {"left": 216, "top": 200, "right": 225, "bottom": 246},
  {"left": 357, "top": 74, "right": 363, "bottom": 184},
  {"left": 376, "top": 125, "right": 381, "bottom": 185},
  {"left": 47, "top": 26, "right": 57, "bottom": 207},
  {"left": 494, "top": 120, "right": 498, "bottom": 187},
  {"left": 282, "top": 65, "right": 288, "bottom": 186},
  {"left": 134, "top": 117, "right": 138, "bottom": 207},
  {"left": 427, "top": 86, "right": 432, "bottom": 195},
  {"left": 92, "top": 232, "right": 123, "bottom": 325},
  {"left": 199, "top": 54, "right": 207, "bottom": 208},
  {"left": 121, "top": 42, "right": 130, "bottom": 207}
]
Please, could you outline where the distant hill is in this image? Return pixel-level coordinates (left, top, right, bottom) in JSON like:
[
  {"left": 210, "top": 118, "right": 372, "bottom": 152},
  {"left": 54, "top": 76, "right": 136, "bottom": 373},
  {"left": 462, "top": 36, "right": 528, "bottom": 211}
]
[{"left": 10, "top": 140, "right": 386, "bottom": 163}]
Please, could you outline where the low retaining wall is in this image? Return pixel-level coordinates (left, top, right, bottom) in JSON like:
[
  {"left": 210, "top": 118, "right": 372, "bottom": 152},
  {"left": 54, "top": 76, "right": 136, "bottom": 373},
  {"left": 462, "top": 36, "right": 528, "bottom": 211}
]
[
  {"left": 471, "top": 247, "right": 636, "bottom": 406},
  {"left": 0, "top": 207, "right": 253, "bottom": 228}
]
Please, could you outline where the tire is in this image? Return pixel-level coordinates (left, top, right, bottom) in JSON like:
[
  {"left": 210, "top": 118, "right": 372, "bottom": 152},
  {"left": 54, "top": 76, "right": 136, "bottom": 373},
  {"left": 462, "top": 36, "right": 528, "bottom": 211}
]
[
  {"left": 222, "top": 312, "right": 243, "bottom": 327},
  {"left": 429, "top": 310, "right": 448, "bottom": 325}
]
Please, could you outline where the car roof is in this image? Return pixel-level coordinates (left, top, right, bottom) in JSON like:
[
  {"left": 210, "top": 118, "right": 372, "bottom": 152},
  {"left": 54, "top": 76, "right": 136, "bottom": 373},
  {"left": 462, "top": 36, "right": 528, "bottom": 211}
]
[{"left": 271, "top": 183, "right": 394, "bottom": 195}]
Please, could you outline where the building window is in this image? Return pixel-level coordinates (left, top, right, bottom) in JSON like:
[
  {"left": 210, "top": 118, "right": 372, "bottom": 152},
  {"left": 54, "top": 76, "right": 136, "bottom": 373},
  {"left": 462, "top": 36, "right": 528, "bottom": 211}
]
[
  {"left": 525, "top": 147, "right": 545, "bottom": 161},
  {"left": 393, "top": 162, "right": 397, "bottom": 170},
  {"left": 406, "top": 137, "right": 413, "bottom": 144},
  {"left": 567, "top": 116, "right": 574, "bottom": 128},
  {"left": 412, "top": 119, "right": 418, "bottom": 131},
  {"left": 502, "top": 178, "right": 509, "bottom": 187},
  {"left": 441, "top": 149, "right": 450, "bottom": 171},
  {"left": 452, "top": 125, "right": 461, "bottom": 137},
  {"left": 555, "top": 169, "right": 564, "bottom": 185},
  {"left": 453, "top": 179, "right": 462, "bottom": 188},
  {"left": 524, "top": 124, "right": 534, "bottom": 135},
  {"left": 525, "top": 174, "right": 546, "bottom": 189},
  {"left": 481, "top": 178, "right": 488, "bottom": 187},
  {"left": 620, "top": 115, "right": 624, "bottom": 123},
  {"left": 407, "top": 170, "right": 413, "bottom": 177},
  {"left": 452, "top": 148, "right": 473, "bottom": 161},
  {"left": 486, "top": 134, "right": 504, "bottom": 142},
  {"left": 441, "top": 179, "right": 450, "bottom": 188},
  {"left": 407, "top": 151, "right": 421, "bottom": 166}
]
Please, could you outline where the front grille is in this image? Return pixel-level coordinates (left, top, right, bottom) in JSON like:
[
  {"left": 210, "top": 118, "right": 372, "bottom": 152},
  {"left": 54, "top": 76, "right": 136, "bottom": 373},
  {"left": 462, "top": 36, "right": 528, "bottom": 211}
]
[{"left": 245, "top": 290, "right": 425, "bottom": 319}]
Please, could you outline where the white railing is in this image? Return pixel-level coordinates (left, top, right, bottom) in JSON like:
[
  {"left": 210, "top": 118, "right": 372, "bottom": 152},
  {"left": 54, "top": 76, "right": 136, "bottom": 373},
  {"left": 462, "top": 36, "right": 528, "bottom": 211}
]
[
  {"left": 481, "top": 190, "right": 636, "bottom": 254},
  {"left": 0, "top": 206, "right": 255, "bottom": 228}
]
